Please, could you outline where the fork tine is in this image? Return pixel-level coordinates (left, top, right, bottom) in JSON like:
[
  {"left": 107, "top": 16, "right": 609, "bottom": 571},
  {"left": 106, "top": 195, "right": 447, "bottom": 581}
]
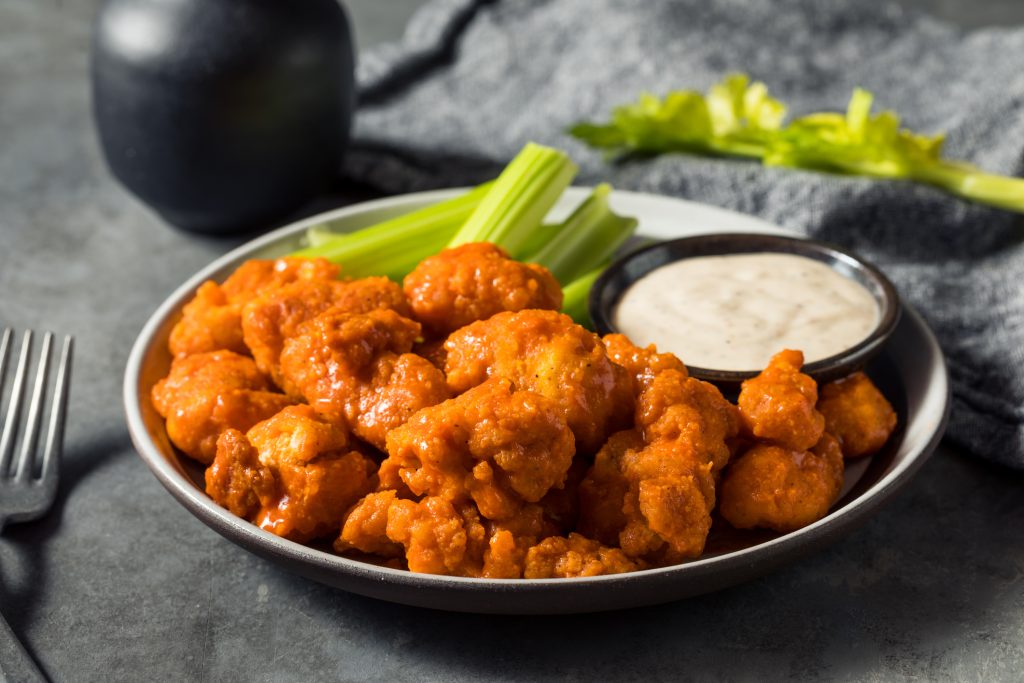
[
  {"left": 0, "top": 328, "right": 12, "bottom": 385},
  {"left": 0, "top": 330, "right": 32, "bottom": 476},
  {"left": 39, "top": 335, "right": 73, "bottom": 484},
  {"left": 14, "top": 332, "right": 53, "bottom": 482}
]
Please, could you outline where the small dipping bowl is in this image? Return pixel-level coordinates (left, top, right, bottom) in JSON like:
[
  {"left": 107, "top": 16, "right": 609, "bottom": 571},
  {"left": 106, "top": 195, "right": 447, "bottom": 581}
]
[{"left": 589, "top": 233, "right": 902, "bottom": 390}]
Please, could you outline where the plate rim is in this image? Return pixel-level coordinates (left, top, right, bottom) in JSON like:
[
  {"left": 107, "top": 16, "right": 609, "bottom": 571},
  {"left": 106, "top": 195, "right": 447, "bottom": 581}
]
[{"left": 123, "top": 188, "right": 951, "bottom": 600}]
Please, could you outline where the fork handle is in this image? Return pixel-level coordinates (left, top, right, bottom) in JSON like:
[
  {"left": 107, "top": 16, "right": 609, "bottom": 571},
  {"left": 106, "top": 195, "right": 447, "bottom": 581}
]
[{"left": 0, "top": 611, "right": 46, "bottom": 682}]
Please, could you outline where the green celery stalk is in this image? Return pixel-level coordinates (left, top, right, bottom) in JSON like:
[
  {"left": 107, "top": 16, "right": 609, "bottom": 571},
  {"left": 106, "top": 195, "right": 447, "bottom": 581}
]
[
  {"left": 526, "top": 184, "right": 638, "bottom": 284},
  {"left": 561, "top": 264, "right": 607, "bottom": 328},
  {"left": 292, "top": 181, "right": 493, "bottom": 281},
  {"left": 911, "top": 162, "right": 1024, "bottom": 213},
  {"left": 572, "top": 74, "right": 1024, "bottom": 214},
  {"left": 448, "top": 143, "right": 578, "bottom": 257},
  {"left": 514, "top": 222, "right": 561, "bottom": 258}
]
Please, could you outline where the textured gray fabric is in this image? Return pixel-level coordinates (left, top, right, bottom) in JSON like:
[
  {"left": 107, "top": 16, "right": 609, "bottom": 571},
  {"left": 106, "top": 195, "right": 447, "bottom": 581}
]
[{"left": 344, "top": 0, "right": 1024, "bottom": 468}]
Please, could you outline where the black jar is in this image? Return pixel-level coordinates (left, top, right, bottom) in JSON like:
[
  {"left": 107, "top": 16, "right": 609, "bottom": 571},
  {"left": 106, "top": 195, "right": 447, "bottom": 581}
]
[{"left": 92, "top": 0, "right": 355, "bottom": 234}]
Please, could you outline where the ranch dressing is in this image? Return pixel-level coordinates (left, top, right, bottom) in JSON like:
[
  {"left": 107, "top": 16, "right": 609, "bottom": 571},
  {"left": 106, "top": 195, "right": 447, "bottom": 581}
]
[{"left": 612, "top": 253, "right": 879, "bottom": 371}]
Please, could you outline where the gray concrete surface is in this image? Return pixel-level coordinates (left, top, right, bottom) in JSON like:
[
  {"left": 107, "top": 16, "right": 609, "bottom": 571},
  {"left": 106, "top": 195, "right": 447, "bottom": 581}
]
[{"left": 1, "top": 1, "right": 1022, "bottom": 681}]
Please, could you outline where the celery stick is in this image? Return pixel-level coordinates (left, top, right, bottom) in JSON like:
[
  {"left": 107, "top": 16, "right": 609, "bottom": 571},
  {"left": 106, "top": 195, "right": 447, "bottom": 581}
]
[
  {"left": 526, "top": 184, "right": 638, "bottom": 284},
  {"left": 292, "top": 182, "right": 493, "bottom": 280},
  {"left": 572, "top": 74, "right": 1024, "bottom": 214},
  {"left": 912, "top": 163, "right": 1024, "bottom": 213},
  {"left": 515, "top": 223, "right": 561, "bottom": 258},
  {"left": 448, "top": 143, "right": 578, "bottom": 257},
  {"left": 561, "top": 265, "right": 606, "bottom": 328}
]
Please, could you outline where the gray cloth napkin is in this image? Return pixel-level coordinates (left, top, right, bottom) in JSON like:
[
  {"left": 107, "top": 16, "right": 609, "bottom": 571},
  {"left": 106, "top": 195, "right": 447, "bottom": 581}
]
[{"left": 342, "top": 0, "right": 1024, "bottom": 469}]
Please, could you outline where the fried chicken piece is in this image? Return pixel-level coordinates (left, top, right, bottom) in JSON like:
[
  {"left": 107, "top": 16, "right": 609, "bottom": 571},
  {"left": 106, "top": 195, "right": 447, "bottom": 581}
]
[
  {"left": 817, "top": 372, "right": 898, "bottom": 459},
  {"left": 719, "top": 432, "right": 844, "bottom": 533},
  {"left": 202, "top": 428, "right": 275, "bottom": 519},
  {"left": 485, "top": 502, "right": 573, "bottom": 578},
  {"left": 337, "top": 491, "right": 545, "bottom": 578},
  {"left": 444, "top": 310, "right": 634, "bottom": 454},
  {"left": 378, "top": 378, "right": 575, "bottom": 521},
  {"left": 337, "top": 490, "right": 405, "bottom": 558},
  {"left": 636, "top": 369, "right": 740, "bottom": 475},
  {"left": 524, "top": 533, "right": 641, "bottom": 578},
  {"left": 578, "top": 432, "right": 716, "bottom": 564},
  {"left": 737, "top": 349, "right": 825, "bottom": 452},
  {"left": 619, "top": 440, "right": 717, "bottom": 563},
  {"left": 168, "top": 257, "right": 339, "bottom": 358},
  {"left": 151, "top": 350, "right": 293, "bottom": 464},
  {"left": 205, "top": 405, "right": 376, "bottom": 542},
  {"left": 279, "top": 309, "right": 448, "bottom": 449},
  {"left": 403, "top": 242, "right": 563, "bottom": 336},
  {"left": 222, "top": 257, "right": 341, "bottom": 299},
  {"left": 603, "top": 333, "right": 688, "bottom": 394},
  {"left": 382, "top": 495, "right": 491, "bottom": 576},
  {"left": 241, "top": 276, "right": 411, "bottom": 390}
]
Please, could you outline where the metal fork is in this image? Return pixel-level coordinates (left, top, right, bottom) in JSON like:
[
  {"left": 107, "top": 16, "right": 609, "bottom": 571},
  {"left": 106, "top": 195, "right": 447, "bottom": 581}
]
[{"left": 0, "top": 329, "right": 73, "bottom": 683}]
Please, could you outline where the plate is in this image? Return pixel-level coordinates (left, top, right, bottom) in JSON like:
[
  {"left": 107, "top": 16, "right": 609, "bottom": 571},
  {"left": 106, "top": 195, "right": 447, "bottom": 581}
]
[{"left": 123, "top": 188, "right": 950, "bottom": 614}]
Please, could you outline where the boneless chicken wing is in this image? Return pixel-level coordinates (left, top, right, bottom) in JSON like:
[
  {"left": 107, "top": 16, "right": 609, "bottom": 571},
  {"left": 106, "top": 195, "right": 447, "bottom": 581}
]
[
  {"left": 168, "top": 257, "right": 339, "bottom": 358},
  {"left": 403, "top": 242, "right": 563, "bottom": 336},
  {"left": 241, "top": 276, "right": 411, "bottom": 391},
  {"left": 718, "top": 432, "right": 844, "bottom": 533},
  {"left": 444, "top": 310, "right": 634, "bottom": 454},
  {"left": 151, "top": 350, "right": 292, "bottom": 464},
  {"left": 279, "top": 309, "right": 449, "bottom": 449},
  {"left": 524, "top": 533, "right": 641, "bottom": 578},
  {"left": 602, "top": 333, "right": 688, "bottom": 394},
  {"left": 579, "top": 435, "right": 717, "bottom": 564},
  {"left": 737, "top": 349, "right": 825, "bottom": 451},
  {"left": 339, "top": 490, "right": 559, "bottom": 578},
  {"left": 378, "top": 378, "right": 575, "bottom": 521},
  {"left": 206, "top": 405, "right": 376, "bottom": 542},
  {"left": 817, "top": 372, "right": 897, "bottom": 458},
  {"left": 636, "top": 369, "right": 740, "bottom": 475}
]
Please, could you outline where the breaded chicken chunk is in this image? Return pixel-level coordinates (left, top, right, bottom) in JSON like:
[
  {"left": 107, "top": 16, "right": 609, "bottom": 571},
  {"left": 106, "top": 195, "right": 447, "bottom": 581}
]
[
  {"left": 206, "top": 405, "right": 376, "bottom": 542},
  {"left": 338, "top": 492, "right": 492, "bottom": 576},
  {"left": 636, "top": 369, "right": 740, "bottom": 475},
  {"left": 444, "top": 310, "right": 634, "bottom": 454},
  {"left": 577, "top": 362, "right": 738, "bottom": 564},
  {"left": 151, "top": 350, "right": 293, "bottom": 464},
  {"left": 336, "top": 490, "right": 405, "bottom": 558},
  {"left": 602, "top": 333, "right": 688, "bottom": 394},
  {"left": 168, "top": 257, "right": 339, "bottom": 358},
  {"left": 524, "top": 533, "right": 641, "bottom": 578},
  {"left": 378, "top": 378, "right": 575, "bottom": 521},
  {"left": 279, "top": 309, "right": 448, "bottom": 449},
  {"left": 579, "top": 435, "right": 717, "bottom": 564},
  {"left": 719, "top": 432, "right": 844, "bottom": 533},
  {"left": 241, "top": 276, "right": 410, "bottom": 390},
  {"left": 737, "top": 349, "right": 825, "bottom": 451},
  {"left": 338, "top": 491, "right": 556, "bottom": 578},
  {"left": 385, "top": 496, "right": 491, "bottom": 575},
  {"left": 403, "top": 243, "right": 563, "bottom": 336},
  {"left": 817, "top": 372, "right": 897, "bottom": 459}
]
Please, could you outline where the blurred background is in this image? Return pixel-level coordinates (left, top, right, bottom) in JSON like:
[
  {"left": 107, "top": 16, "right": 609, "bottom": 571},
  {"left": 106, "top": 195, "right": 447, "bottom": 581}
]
[{"left": 353, "top": 0, "right": 1024, "bottom": 45}]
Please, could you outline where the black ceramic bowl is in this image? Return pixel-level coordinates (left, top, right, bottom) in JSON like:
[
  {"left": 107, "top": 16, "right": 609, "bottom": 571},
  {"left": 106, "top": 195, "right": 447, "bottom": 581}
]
[{"left": 589, "top": 233, "right": 902, "bottom": 390}]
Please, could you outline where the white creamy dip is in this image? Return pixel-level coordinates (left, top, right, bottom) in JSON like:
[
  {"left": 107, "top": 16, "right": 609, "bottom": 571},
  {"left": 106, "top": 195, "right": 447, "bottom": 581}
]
[{"left": 612, "top": 252, "right": 879, "bottom": 371}]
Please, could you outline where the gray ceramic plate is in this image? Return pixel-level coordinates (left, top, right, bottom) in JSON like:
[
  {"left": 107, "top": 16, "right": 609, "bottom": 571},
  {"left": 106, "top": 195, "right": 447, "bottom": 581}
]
[{"left": 124, "top": 188, "right": 950, "bottom": 614}]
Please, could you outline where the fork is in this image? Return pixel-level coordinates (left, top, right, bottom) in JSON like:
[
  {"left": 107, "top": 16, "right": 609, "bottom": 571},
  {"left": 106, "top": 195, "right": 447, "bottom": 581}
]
[{"left": 0, "top": 329, "right": 73, "bottom": 683}]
